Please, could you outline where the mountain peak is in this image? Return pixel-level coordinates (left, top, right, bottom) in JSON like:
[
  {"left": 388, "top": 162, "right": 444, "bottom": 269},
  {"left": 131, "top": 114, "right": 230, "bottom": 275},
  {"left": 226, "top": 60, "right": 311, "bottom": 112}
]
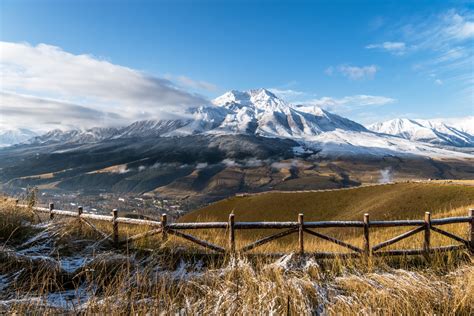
[
  {"left": 212, "top": 88, "right": 288, "bottom": 113},
  {"left": 213, "top": 88, "right": 279, "bottom": 103},
  {"left": 248, "top": 88, "right": 277, "bottom": 99}
]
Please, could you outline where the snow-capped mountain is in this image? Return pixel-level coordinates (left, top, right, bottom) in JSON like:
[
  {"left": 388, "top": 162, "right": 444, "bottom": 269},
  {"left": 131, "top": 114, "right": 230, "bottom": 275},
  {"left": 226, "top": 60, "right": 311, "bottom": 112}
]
[
  {"left": 368, "top": 118, "right": 473, "bottom": 147},
  {"left": 30, "top": 88, "right": 366, "bottom": 142},
  {"left": 115, "top": 106, "right": 230, "bottom": 138},
  {"left": 10, "top": 89, "right": 474, "bottom": 159},
  {"left": 436, "top": 116, "right": 474, "bottom": 135},
  {"left": 0, "top": 128, "right": 38, "bottom": 147},
  {"left": 116, "top": 119, "right": 192, "bottom": 138},
  {"left": 210, "top": 88, "right": 367, "bottom": 137},
  {"left": 28, "top": 127, "right": 120, "bottom": 145}
]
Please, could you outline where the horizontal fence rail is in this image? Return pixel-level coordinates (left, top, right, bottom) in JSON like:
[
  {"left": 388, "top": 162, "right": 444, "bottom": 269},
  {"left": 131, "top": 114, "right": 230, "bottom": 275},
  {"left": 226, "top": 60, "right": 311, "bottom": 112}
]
[{"left": 14, "top": 201, "right": 474, "bottom": 260}]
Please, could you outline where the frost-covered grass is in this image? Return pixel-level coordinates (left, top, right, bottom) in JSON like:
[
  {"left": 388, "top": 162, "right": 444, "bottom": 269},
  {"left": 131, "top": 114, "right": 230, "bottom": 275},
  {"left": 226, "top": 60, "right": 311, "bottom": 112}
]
[
  {"left": 1, "top": 252, "right": 472, "bottom": 315},
  {"left": 0, "top": 199, "right": 473, "bottom": 315}
]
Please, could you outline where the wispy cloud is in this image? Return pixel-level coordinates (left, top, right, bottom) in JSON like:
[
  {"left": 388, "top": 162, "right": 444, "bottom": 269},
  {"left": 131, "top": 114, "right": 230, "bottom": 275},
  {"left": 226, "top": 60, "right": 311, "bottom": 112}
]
[
  {"left": 369, "top": 9, "right": 473, "bottom": 93},
  {"left": 0, "top": 92, "right": 128, "bottom": 132},
  {"left": 306, "top": 95, "right": 395, "bottom": 107},
  {"left": 0, "top": 41, "right": 209, "bottom": 131},
  {"left": 441, "top": 10, "right": 474, "bottom": 40},
  {"left": 365, "top": 41, "right": 407, "bottom": 55},
  {"left": 297, "top": 94, "right": 395, "bottom": 113},
  {"left": 268, "top": 88, "right": 306, "bottom": 100},
  {"left": 398, "top": 9, "right": 474, "bottom": 51},
  {"left": 325, "top": 64, "right": 378, "bottom": 80}
]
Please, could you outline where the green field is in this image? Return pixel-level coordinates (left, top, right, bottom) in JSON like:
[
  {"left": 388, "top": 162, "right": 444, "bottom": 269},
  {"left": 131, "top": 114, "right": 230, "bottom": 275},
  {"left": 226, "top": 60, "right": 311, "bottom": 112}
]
[{"left": 181, "top": 182, "right": 474, "bottom": 223}]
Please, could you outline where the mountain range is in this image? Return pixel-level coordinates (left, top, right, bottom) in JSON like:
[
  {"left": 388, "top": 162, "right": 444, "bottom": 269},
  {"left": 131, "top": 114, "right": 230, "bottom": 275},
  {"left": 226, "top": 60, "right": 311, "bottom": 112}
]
[
  {"left": 1, "top": 89, "right": 473, "bottom": 205},
  {"left": 3, "top": 88, "right": 473, "bottom": 157},
  {"left": 368, "top": 118, "right": 474, "bottom": 147}
]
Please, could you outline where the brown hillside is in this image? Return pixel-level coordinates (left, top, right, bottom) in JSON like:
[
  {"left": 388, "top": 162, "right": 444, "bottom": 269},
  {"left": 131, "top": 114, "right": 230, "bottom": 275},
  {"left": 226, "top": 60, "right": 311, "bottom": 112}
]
[{"left": 180, "top": 182, "right": 474, "bottom": 223}]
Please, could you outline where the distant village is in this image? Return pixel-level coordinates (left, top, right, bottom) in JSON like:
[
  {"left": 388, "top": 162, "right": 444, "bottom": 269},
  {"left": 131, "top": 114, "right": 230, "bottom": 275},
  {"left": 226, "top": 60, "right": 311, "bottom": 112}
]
[{"left": 35, "top": 191, "right": 190, "bottom": 220}]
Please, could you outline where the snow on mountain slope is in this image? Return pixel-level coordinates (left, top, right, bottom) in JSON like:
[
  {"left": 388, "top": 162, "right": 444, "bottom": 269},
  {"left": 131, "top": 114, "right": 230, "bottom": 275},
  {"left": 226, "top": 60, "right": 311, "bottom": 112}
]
[
  {"left": 165, "top": 106, "right": 230, "bottom": 136},
  {"left": 437, "top": 116, "right": 474, "bottom": 135},
  {"left": 302, "top": 129, "right": 472, "bottom": 159},
  {"left": 117, "top": 119, "right": 191, "bottom": 138},
  {"left": 213, "top": 89, "right": 288, "bottom": 112},
  {"left": 211, "top": 88, "right": 367, "bottom": 137},
  {"left": 0, "top": 128, "right": 37, "bottom": 147},
  {"left": 368, "top": 118, "right": 473, "bottom": 147},
  {"left": 29, "top": 127, "right": 120, "bottom": 145}
]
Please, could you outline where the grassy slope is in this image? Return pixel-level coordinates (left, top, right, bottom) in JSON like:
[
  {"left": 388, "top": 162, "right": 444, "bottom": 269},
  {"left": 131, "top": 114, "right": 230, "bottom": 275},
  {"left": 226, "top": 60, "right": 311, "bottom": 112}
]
[
  {"left": 181, "top": 182, "right": 474, "bottom": 223},
  {"left": 179, "top": 182, "right": 474, "bottom": 252},
  {"left": 1, "top": 198, "right": 473, "bottom": 314}
]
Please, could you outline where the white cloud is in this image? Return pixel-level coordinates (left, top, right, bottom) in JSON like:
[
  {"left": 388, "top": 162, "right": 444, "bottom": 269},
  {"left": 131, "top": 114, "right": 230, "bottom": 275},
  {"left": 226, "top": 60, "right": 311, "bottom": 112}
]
[
  {"left": 406, "top": 10, "right": 474, "bottom": 52},
  {"left": 414, "top": 10, "right": 474, "bottom": 95},
  {"left": 271, "top": 160, "right": 304, "bottom": 169},
  {"left": 0, "top": 92, "right": 130, "bottom": 132},
  {"left": 0, "top": 41, "right": 208, "bottom": 130},
  {"left": 340, "top": 65, "right": 378, "bottom": 80},
  {"left": 243, "top": 158, "right": 264, "bottom": 168},
  {"left": 370, "top": 10, "right": 473, "bottom": 97},
  {"left": 326, "top": 64, "right": 378, "bottom": 80},
  {"left": 221, "top": 159, "right": 241, "bottom": 168},
  {"left": 195, "top": 162, "right": 208, "bottom": 169},
  {"left": 300, "top": 95, "right": 395, "bottom": 112},
  {"left": 442, "top": 10, "right": 474, "bottom": 40},
  {"left": 268, "top": 88, "right": 306, "bottom": 99},
  {"left": 366, "top": 41, "right": 407, "bottom": 55}
]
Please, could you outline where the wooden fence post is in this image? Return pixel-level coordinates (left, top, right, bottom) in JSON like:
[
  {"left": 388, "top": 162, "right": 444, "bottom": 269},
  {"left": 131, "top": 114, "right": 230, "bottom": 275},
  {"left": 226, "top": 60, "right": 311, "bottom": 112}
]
[
  {"left": 228, "top": 213, "right": 235, "bottom": 254},
  {"left": 15, "top": 199, "right": 19, "bottom": 205},
  {"left": 424, "top": 212, "right": 431, "bottom": 260},
  {"left": 161, "top": 213, "right": 168, "bottom": 242},
  {"left": 112, "top": 209, "right": 119, "bottom": 247},
  {"left": 49, "top": 203, "right": 54, "bottom": 220},
  {"left": 298, "top": 213, "right": 304, "bottom": 255},
  {"left": 363, "top": 213, "right": 370, "bottom": 259},
  {"left": 469, "top": 209, "right": 473, "bottom": 252},
  {"left": 77, "top": 206, "right": 83, "bottom": 235}
]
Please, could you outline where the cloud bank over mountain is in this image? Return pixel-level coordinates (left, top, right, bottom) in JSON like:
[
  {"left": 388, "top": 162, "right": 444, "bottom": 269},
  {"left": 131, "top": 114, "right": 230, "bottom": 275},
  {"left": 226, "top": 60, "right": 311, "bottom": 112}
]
[{"left": 0, "top": 41, "right": 208, "bottom": 131}]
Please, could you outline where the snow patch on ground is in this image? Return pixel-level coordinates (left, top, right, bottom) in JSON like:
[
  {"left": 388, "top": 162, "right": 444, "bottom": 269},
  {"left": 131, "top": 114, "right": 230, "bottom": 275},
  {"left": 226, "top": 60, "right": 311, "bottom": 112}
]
[
  {"left": 60, "top": 257, "right": 90, "bottom": 273},
  {"left": 0, "top": 275, "right": 8, "bottom": 292}
]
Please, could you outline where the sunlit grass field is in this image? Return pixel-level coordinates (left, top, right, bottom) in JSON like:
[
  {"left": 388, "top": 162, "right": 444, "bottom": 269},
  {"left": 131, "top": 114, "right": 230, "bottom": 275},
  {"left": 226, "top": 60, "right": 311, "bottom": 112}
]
[
  {"left": 175, "top": 182, "right": 474, "bottom": 253},
  {"left": 1, "top": 181, "right": 473, "bottom": 314},
  {"left": 182, "top": 182, "right": 474, "bottom": 222}
]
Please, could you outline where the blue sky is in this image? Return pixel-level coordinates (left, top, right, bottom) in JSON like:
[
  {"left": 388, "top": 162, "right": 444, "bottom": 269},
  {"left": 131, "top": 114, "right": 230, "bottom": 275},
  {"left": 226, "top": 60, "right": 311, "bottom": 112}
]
[{"left": 0, "top": 0, "right": 473, "bottom": 131}]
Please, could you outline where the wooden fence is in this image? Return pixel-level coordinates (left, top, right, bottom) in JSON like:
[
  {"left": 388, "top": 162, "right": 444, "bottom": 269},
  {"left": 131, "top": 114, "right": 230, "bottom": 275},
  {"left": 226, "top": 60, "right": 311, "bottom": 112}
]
[{"left": 17, "top": 201, "right": 474, "bottom": 259}]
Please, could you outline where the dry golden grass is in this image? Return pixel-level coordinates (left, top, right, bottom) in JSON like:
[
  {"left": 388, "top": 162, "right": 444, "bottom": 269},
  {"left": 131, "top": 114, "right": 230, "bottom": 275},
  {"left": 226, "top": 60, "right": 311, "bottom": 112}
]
[
  {"left": 1, "top": 193, "right": 473, "bottom": 314},
  {"left": 183, "top": 182, "right": 474, "bottom": 223},
  {"left": 2, "top": 249, "right": 472, "bottom": 315},
  {"left": 173, "top": 182, "right": 474, "bottom": 256},
  {"left": 0, "top": 198, "right": 40, "bottom": 244}
]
